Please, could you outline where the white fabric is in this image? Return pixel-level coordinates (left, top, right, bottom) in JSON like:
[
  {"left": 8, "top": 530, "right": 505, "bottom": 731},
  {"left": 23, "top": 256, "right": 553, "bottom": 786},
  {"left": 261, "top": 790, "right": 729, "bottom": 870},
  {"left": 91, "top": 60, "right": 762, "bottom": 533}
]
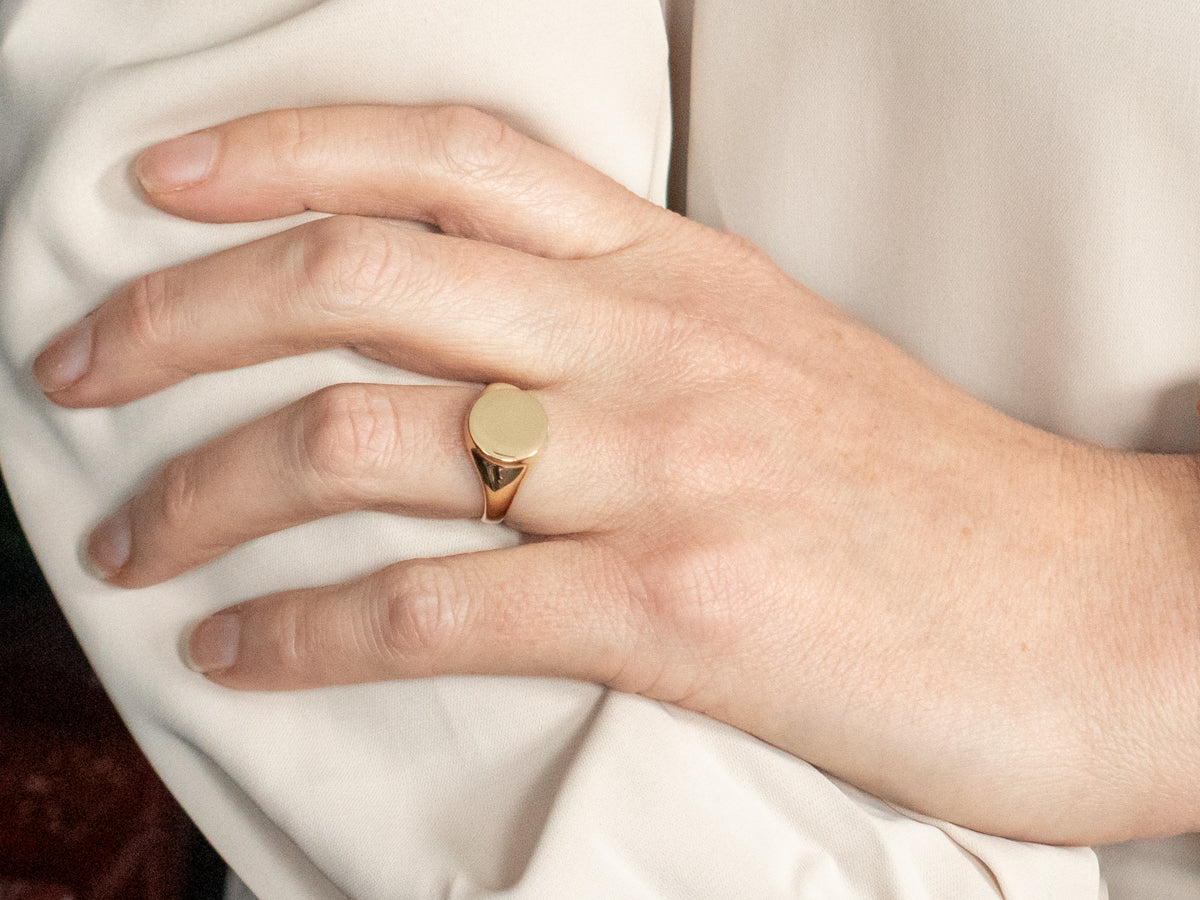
[{"left": 0, "top": 0, "right": 1195, "bottom": 897}]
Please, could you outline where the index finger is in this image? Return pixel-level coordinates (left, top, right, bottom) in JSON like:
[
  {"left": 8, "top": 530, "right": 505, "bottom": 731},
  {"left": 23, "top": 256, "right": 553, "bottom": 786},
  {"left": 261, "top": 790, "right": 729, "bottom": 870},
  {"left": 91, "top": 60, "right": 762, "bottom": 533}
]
[{"left": 135, "top": 105, "right": 661, "bottom": 259}]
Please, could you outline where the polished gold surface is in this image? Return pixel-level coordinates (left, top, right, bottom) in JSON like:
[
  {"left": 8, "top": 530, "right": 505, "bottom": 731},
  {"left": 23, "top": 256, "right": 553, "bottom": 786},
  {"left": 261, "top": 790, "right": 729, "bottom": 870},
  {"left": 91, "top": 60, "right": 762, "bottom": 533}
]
[
  {"left": 465, "top": 384, "right": 548, "bottom": 523},
  {"left": 467, "top": 384, "right": 549, "bottom": 463}
]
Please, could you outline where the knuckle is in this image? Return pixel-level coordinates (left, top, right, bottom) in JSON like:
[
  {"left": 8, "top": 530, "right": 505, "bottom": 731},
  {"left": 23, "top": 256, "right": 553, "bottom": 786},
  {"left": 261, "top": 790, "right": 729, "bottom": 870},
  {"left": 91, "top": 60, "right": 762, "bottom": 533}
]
[
  {"left": 711, "top": 230, "right": 773, "bottom": 270},
  {"left": 681, "top": 229, "right": 781, "bottom": 295},
  {"left": 295, "top": 384, "right": 400, "bottom": 504},
  {"left": 125, "top": 269, "right": 175, "bottom": 351},
  {"left": 155, "top": 453, "right": 203, "bottom": 533},
  {"left": 267, "top": 107, "right": 331, "bottom": 172},
  {"left": 259, "top": 594, "right": 340, "bottom": 683},
  {"left": 380, "top": 561, "right": 470, "bottom": 659},
  {"left": 297, "top": 216, "right": 407, "bottom": 317},
  {"left": 427, "top": 105, "right": 523, "bottom": 181},
  {"left": 636, "top": 394, "right": 746, "bottom": 500},
  {"left": 634, "top": 543, "right": 748, "bottom": 651},
  {"left": 266, "top": 598, "right": 307, "bottom": 675}
]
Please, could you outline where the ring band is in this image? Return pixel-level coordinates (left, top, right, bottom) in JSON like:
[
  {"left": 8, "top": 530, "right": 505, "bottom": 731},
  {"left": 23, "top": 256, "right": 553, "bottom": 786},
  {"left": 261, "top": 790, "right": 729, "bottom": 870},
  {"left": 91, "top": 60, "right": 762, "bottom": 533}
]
[{"left": 465, "top": 383, "right": 549, "bottom": 523}]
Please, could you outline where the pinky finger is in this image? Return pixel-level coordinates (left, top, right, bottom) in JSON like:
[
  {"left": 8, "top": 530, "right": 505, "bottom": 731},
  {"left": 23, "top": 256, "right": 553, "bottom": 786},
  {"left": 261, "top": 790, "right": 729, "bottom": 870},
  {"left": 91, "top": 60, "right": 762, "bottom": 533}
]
[{"left": 186, "top": 539, "right": 645, "bottom": 692}]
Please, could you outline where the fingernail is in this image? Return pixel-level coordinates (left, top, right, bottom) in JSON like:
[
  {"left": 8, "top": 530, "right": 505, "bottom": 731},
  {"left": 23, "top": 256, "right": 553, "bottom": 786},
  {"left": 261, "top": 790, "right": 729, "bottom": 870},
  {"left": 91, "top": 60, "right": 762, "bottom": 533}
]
[
  {"left": 186, "top": 614, "right": 241, "bottom": 673},
  {"left": 136, "top": 130, "right": 219, "bottom": 192},
  {"left": 33, "top": 317, "right": 93, "bottom": 393},
  {"left": 86, "top": 504, "right": 132, "bottom": 580}
]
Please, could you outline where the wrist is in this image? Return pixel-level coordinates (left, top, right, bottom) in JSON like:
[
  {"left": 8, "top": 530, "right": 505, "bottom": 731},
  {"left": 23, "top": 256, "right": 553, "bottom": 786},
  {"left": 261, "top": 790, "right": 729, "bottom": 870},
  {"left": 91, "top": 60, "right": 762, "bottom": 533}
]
[{"left": 1063, "top": 446, "right": 1200, "bottom": 839}]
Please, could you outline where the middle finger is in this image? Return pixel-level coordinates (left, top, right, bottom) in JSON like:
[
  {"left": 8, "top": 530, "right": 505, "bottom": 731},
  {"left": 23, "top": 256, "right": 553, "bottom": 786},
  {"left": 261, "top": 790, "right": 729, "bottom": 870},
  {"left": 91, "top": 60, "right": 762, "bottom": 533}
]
[{"left": 35, "top": 214, "right": 613, "bottom": 408}]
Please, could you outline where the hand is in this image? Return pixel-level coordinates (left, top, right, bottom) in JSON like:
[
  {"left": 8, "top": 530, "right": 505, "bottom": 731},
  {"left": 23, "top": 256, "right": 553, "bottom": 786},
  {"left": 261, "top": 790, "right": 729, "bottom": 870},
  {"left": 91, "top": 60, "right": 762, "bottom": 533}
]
[{"left": 34, "top": 105, "right": 1200, "bottom": 844}]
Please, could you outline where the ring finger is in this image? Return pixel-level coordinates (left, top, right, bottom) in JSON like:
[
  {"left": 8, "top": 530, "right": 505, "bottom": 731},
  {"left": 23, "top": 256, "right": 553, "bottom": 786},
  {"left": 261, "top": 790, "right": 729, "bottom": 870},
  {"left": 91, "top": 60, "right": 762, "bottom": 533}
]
[{"left": 87, "top": 383, "right": 614, "bottom": 588}]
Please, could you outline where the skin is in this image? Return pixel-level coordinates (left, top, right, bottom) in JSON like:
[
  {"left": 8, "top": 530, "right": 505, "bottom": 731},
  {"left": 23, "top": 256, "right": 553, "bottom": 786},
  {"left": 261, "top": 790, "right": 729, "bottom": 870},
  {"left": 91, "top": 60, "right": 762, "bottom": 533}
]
[{"left": 32, "top": 105, "right": 1200, "bottom": 845}]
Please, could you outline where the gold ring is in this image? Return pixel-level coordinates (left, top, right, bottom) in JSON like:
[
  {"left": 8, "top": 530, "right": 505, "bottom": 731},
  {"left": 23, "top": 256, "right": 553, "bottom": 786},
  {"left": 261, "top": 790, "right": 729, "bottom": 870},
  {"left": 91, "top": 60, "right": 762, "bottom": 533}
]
[{"left": 465, "top": 383, "right": 548, "bottom": 524}]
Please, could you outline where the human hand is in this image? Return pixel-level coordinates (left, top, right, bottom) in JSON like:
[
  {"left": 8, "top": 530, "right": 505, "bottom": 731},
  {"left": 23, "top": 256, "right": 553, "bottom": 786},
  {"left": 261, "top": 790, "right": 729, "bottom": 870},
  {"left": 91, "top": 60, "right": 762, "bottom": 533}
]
[{"left": 34, "top": 106, "right": 1200, "bottom": 844}]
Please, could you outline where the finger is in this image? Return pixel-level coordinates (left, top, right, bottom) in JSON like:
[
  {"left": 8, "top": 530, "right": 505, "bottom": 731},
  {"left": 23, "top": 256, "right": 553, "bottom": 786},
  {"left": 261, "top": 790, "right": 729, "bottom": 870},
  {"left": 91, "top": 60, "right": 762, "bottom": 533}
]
[
  {"left": 86, "top": 383, "right": 611, "bottom": 588},
  {"left": 33, "top": 214, "right": 613, "bottom": 407},
  {"left": 185, "top": 540, "right": 682, "bottom": 699},
  {"left": 135, "top": 105, "right": 662, "bottom": 259}
]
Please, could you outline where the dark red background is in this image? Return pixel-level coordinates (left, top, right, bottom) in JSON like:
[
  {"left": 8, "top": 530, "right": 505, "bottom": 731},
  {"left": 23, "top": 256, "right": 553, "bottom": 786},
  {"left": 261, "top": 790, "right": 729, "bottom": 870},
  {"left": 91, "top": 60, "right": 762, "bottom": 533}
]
[{"left": 0, "top": 478, "right": 225, "bottom": 900}]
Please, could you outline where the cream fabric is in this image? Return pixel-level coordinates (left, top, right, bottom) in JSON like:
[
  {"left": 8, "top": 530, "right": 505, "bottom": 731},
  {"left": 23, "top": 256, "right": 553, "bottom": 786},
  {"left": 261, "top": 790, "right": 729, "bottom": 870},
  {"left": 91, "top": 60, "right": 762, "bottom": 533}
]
[
  {"left": 684, "top": 0, "right": 1200, "bottom": 453},
  {"left": 0, "top": 0, "right": 1195, "bottom": 897}
]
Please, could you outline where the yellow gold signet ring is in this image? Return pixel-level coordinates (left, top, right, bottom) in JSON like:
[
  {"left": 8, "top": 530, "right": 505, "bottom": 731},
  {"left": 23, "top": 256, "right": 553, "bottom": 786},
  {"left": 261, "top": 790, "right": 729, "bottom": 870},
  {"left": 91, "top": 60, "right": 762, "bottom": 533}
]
[{"left": 465, "top": 384, "right": 549, "bottom": 524}]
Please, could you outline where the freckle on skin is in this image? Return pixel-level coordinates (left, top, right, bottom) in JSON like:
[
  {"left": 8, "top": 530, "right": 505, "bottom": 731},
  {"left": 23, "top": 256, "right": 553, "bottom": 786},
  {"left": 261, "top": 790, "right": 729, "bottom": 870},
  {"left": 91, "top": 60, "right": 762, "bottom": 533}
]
[{"left": 961, "top": 526, "right": 972, "bottom": 538}]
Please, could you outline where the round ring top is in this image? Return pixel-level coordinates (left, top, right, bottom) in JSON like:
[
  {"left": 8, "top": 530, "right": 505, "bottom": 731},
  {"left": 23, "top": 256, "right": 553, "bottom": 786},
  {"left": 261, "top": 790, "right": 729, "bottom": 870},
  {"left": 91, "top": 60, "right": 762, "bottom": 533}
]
[{"left": 467, "top": 384, "right": 548, "bottom": 463}]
